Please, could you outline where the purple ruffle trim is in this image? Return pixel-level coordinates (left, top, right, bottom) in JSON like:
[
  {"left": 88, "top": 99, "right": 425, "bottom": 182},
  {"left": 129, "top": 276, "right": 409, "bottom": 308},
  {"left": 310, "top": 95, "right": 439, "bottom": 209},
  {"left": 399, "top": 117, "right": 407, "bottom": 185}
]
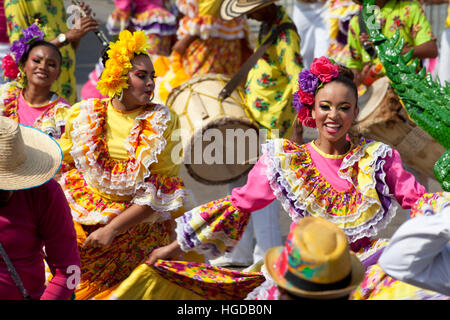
[
  {"left": 270, "top": 153, "right": 396, "bottom": 246},
  {"left": 176, "top": 210, "right": 223, "bottom": 258}
]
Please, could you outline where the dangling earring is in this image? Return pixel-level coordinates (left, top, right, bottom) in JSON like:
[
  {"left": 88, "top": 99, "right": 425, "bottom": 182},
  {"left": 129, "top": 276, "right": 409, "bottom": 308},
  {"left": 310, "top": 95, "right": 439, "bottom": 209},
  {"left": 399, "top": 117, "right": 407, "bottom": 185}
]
[
  {"left": 118, "top": 89, "right": 123, "bottom": 101},
  {"left": 17, "top": 70, "right": 26, "bottom": 88}
]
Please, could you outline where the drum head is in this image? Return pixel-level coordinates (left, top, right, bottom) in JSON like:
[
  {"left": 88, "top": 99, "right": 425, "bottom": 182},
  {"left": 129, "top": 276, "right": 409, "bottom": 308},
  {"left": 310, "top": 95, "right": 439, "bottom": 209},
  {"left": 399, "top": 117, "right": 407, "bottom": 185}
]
[
  {"left": 167, "top": 74, "right": 260, "bottom": 185},
  {"left": 357, "top": 77, "right": 390, "bottom": 122},
  {"left": 185, "top": 118, "right": 260, "bottom": 185}
]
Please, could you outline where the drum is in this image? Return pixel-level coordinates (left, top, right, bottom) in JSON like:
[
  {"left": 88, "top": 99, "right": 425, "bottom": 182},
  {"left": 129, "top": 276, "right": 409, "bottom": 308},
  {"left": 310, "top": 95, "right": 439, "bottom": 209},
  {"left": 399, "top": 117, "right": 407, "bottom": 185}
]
[
  {"left": 166, "top": 73, "right": 260, "bottom": 185},
  {"left": 356, "top": 77, "right": 446, "bottom": 178}
]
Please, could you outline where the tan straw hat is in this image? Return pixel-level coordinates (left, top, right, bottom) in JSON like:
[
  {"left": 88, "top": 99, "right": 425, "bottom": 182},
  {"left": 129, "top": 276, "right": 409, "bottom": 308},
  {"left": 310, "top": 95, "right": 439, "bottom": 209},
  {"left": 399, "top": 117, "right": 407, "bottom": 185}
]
[
  {"left": 220, "top": 0, "right": 279, "bottom": 21},
  {"left": 0, "top": 116, "right": 62, "bottom": 190},
  {"left": 265, "top": 216, "right": 365, "bottom": 299}
]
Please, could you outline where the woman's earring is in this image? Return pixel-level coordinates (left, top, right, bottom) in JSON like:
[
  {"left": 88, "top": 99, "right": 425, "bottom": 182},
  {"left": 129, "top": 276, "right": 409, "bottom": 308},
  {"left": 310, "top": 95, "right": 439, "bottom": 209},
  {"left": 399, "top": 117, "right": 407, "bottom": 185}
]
[
  {"left": 17, "top": 71, "right": 26, "bottom": 88},
  {"left": 118, "top": 89, "right": 123, "bottom": 101}
]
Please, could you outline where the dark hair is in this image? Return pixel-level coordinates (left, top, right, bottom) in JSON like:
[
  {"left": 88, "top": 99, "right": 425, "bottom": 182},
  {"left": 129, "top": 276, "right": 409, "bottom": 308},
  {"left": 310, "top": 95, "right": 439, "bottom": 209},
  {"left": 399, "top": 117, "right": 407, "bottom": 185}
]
[
  {"left": 19, "top": 40, "right": 63, "bottom": 67},
  {"left": 100, "top": 44, "right": 110, "bottom": 67}
]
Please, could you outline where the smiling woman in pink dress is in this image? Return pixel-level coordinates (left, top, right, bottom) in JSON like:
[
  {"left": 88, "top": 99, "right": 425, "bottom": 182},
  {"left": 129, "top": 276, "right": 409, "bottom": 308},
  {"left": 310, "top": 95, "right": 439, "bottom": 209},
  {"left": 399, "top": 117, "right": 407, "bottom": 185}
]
[
  {"left": 0, "top": 24, "right": 70, "bottom": 139},
  {"left": 104, "top": 57, "right": 441, "bottom": 300}
]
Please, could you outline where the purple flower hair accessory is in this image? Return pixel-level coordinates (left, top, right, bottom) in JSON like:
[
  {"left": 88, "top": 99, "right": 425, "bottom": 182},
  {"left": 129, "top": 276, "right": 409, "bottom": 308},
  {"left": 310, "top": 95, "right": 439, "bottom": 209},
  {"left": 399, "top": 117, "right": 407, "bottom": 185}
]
[
  {"left": 23, "top": 24, "right": 44, "bottom": 43},
  {"left": 10, "top": 41, "right": 27, "bottom": 64},
  {"left": 298, "top": 69, "right": 319, "bottom": 94},
  {"left": 10, "top": 23, "right": 45, "bottom": 64},
  {"left": 292, "top": 91, "right": 303, "bottom": 113}
]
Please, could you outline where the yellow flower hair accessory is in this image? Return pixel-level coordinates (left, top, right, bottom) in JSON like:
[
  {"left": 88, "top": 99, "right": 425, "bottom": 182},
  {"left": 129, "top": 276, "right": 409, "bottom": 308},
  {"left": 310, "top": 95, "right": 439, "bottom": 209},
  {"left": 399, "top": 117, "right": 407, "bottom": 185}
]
[{"left": 97, "top": 30, "right": 151, "bottom": 98}]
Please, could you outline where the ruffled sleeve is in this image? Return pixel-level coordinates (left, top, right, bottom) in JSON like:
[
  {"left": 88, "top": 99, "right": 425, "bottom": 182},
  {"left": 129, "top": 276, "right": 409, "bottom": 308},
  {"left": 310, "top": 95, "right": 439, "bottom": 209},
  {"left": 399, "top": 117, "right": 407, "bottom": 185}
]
[
  {"left": 382, "top": 148, "right": 426, "bottom": 210},
  {"left": 0, "top": 82, "right": 20, "bottom": 120},
  {"left": 176, "top": 0, "right": 247, "bottom": 40},
  {"left": 132, "top": 110, "right": 195, "bottom": 214},
  {"left": 175, "top": 156, "right": 276, "bottom": 258},
  {"left": 410, "top": 192, "right": 450, "bottom": 218},
  {"left": 34, "top": 97, "right": 71, "bottom": 139}
]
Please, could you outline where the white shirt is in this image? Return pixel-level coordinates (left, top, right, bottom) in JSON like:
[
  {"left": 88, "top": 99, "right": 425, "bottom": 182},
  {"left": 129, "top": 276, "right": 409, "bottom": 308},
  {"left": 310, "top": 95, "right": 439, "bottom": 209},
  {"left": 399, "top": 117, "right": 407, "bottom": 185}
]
[{"left": 379, "top": 206, "right": 450, "bottom": 296}]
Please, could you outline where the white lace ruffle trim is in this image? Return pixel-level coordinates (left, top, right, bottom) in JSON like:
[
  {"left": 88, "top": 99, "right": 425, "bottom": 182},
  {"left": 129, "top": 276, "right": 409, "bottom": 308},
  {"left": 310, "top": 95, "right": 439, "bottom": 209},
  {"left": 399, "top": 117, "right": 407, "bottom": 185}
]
[
  {"left": 69, "top": 99, "right": 169, "bottom": 197},
  {"left": 177, "top": 19, "right": 247, "bottom": 40}
]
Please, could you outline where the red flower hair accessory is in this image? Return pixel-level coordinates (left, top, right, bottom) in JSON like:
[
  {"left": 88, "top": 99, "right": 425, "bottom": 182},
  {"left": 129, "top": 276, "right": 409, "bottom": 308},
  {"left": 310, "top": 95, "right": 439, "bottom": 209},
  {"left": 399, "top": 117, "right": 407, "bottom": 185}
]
[
  {"left": 310, "top": 56, "right": 340, "bottom": 83},
  {"left": 1, "top": 55, "right": 19, "bottom": 80}
]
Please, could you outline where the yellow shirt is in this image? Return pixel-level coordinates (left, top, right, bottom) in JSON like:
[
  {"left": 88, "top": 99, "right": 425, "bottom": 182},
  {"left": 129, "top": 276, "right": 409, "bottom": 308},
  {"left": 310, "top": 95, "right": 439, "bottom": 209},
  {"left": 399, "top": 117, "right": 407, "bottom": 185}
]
[
  {"left": 198, "top": 0, "right": 222, "bottom": 16},
  {"left": 59, "top": 100, "right": 181, "bottom": 177},
  {"left": 244, "top": 6, "right": 303, "bottom": 138}
]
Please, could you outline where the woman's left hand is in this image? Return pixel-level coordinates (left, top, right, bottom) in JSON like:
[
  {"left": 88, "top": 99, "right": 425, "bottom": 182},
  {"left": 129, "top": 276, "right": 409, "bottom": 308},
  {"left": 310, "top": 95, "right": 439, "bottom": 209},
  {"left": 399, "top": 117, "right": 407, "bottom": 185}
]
[{"left": 82, "top": 226, "right": 117, "bottom": 248}]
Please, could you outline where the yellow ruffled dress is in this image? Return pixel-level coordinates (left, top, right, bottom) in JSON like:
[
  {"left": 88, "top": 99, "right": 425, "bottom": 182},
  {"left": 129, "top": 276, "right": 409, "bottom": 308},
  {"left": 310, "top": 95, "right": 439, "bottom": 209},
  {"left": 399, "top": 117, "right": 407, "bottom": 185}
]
[{"left": 58, "top": 98, "right": 202, "bottom": 299}]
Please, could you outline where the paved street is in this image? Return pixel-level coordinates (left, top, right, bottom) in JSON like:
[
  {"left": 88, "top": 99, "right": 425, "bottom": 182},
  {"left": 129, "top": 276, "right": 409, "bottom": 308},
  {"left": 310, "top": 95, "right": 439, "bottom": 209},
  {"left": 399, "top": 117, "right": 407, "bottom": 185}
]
[{"left": 67, "top": 0, "right": 442, "bottom": 244}]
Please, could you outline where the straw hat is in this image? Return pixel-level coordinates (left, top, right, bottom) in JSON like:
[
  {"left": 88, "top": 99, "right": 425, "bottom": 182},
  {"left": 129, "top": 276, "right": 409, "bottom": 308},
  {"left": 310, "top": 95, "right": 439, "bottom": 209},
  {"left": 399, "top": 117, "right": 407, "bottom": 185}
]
[
  {"left": 265, "top": 216, "right": 365, "bottom": 299},
  {"left": 220, "top": 0, "right": 279, "bottom": 21},
  {"left": 0, "top": 116, "right": 62, "bottom": 190}
]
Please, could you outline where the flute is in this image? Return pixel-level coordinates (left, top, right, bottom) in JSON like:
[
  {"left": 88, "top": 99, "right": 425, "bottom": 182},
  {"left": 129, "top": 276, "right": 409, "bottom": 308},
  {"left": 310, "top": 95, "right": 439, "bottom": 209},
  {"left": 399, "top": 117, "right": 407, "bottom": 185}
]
[{"left": 71, "top": 0, "right": 109, "bottom": 48}]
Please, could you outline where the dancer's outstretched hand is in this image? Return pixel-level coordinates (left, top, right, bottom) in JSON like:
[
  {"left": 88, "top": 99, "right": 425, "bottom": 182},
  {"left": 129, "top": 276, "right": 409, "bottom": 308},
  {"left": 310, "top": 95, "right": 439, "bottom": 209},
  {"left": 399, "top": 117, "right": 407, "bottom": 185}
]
[{"left": 146, "top": 240, "right": 184, "bottom": 265}]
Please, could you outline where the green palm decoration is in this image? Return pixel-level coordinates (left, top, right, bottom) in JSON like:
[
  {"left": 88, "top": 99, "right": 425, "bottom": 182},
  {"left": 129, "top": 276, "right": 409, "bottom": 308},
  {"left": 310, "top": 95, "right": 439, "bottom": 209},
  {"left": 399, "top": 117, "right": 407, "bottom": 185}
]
[{"left": 361, "top": 0, "right": 450, "bottom": 191}]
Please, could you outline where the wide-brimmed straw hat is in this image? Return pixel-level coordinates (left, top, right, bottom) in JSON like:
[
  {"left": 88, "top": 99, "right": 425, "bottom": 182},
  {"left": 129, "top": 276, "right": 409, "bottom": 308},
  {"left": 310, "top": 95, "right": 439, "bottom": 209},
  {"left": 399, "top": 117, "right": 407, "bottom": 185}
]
[
  {"left": 265, "top": 216, "right": 365, "bottom": 299},
  {"left": 0, "top": 116, "right": 62, "bottom": 190},
  {"left": 220, "top": 0, "right": 278, "bottom": 21}
]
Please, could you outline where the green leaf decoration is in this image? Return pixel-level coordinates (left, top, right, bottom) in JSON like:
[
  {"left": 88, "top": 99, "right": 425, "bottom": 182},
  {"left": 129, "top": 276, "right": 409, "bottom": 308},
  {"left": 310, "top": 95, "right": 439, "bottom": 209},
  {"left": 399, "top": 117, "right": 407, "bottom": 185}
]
[{"left": 362, "top": 0, "right": 450, "bottom": 191}]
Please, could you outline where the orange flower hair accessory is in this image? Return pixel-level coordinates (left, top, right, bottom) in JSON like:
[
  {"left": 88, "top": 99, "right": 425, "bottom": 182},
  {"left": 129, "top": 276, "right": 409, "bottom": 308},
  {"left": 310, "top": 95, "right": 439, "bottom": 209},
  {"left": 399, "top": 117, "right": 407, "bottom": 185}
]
[{"left": 97, "top": 30, "right": 151, "bottom": 98}]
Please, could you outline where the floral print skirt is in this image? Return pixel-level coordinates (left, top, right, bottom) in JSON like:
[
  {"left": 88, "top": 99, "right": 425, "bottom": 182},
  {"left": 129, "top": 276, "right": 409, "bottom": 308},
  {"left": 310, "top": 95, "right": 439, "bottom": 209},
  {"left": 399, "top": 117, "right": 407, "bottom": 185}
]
[{"left": 74, "top": 220, "right": 172, "bottom": 300}]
